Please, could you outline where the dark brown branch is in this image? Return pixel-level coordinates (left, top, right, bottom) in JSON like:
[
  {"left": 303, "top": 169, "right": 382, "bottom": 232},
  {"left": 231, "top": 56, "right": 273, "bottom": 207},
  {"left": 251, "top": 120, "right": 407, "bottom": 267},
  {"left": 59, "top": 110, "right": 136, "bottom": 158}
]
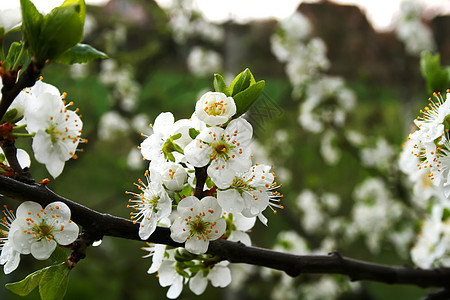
[
  {"left": 1, "top": 175, "right": 450, "bottom": 289},
  {"left": 0, "top": 61, "right": 43, "bottom": 121},
  {"left": 0, "top": 140, "right": 34, "bottom": 183},
  {"left": 193, "top": 166, "right": 208, "bottom": 199}
]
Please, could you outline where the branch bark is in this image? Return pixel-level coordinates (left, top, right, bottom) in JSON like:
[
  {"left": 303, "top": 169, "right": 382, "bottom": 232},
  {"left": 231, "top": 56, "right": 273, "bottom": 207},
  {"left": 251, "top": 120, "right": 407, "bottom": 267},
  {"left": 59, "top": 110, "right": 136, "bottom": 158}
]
[
  {"left": 0, "top": 175, "right": 449, "bottom": 289},
  {"left": 0, "top": 61, "right": 43, "bottom": 121}
]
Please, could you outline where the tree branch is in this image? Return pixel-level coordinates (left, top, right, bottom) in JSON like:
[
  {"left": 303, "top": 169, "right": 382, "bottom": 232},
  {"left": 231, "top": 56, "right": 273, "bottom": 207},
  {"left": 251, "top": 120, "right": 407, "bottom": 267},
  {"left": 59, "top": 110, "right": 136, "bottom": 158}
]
[
  {"left": 194, "top": 166, "right": 207, "bottom": 199},
  {"left": 0, "top": 175, "right": 450, "bottom": 289},
  {"left": 0, "top": 61, "right": 43, "bottom": 121}
]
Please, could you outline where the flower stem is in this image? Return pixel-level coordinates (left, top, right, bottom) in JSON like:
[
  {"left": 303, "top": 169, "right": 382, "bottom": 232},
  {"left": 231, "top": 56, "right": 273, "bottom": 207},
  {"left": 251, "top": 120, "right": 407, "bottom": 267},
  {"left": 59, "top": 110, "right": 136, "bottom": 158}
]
[
  {"left": 8, "top": 132, "right": 35, "bottom": 138},
  {"left": 12, "top": 124, "right": 27, "bottom": 131}
]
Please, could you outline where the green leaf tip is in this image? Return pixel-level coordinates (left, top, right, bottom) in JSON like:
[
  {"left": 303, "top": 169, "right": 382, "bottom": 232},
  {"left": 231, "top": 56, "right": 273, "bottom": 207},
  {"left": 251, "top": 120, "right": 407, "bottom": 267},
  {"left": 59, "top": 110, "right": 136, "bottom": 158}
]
[{"left": 54, "top": 43, "right": 108, "bottom": 65}]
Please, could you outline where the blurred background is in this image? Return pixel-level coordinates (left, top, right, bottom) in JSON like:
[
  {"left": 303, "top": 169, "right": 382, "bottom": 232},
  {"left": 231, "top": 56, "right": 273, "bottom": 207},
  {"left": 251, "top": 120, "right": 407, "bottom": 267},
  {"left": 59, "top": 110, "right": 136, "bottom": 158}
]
[{"left": 2, "top": 0, "right": 450, "bottom": 299}]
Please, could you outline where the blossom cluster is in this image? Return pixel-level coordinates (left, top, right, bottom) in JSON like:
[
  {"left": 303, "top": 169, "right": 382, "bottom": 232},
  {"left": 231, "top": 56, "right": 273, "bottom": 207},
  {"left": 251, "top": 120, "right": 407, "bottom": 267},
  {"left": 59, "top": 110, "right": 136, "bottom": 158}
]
[
  {"left": 399, "top": 90, "right": 450, "bottom": 268},
  {"left": 271, "top": 12, "right": 329, "bottom": 92},
  {"left": 0, "top": 79, "right": 85, "bottom": 178},
  {"left": 159, "top": 0, "right": 224, "bottom": 76},
  {"left": 271, "top": 12, "right": 356, "bottom": 167},
  {"left": 0, "top": 201, "right": 79, "bottom": 274},
  {"left": 395, "top": 0, "right": 436, "bottom": 56},
  {"left": 127, "top": 89, "right": 282, "bottom": 298}
]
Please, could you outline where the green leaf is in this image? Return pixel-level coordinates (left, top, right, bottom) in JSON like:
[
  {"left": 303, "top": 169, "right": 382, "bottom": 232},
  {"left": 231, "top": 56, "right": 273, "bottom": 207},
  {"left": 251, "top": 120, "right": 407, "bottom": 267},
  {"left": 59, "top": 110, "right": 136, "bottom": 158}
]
[
  {"left": 420, "top": 51, "right": 450, "bottom": 93},
  {"left": 233, "top": 80, "right": 265, "bottom": 117},
  {"left": 1, "top": 108, "right": 18, "bottom": 123},
  {"left": 189, "top": 128, "right": 200, "bottom": 139},
  {"left": 33, "top": 0, "right": 86, "bottom": 63},
  {"left": 20, "top": 0, "right": 44, "bottom": 61},
  {"left": 5, "top": 267, "right": 47, "bottom": 296},
  {"left": 39, "top": 263, "right": 70, "bottom": 300},
  {"left": 443, "top": 208, "right": 450, "bottom": 222},
  {"left": 54, "top": 43, "right": 108, "bottom": 64},
  {"left": 228, "top": 68, "right": 256, "bottom": 96},
  {"left": 205, "top": 176, "right": 215, "bottom": 189},
  {"left": 213, "top": 74, "right": 229, "bottom": 96},
  {"left": 49, "top": 247, "right": 71, "bottom": 263},
  {"left": 3, "top": 42, "right": 30, "bottom": 71}
]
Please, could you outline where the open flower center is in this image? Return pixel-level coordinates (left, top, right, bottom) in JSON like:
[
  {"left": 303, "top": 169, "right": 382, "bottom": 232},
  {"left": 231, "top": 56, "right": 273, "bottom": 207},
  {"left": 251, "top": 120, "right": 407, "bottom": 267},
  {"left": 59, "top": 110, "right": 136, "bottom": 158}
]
[
  {"left": 205, "top": 100, "right": 226, "bottom": 116},
  {"left": 143, "top": 192, "right": 160, "bottom": 214},
  {"left": 31, "top": 221, "right": 54, "bottom": 241},
  {"left": 190, "top": 219, "right": 206, "bottom": 234},
  {"left": 46, "top": 123, "right": 61, "bottom": 144},
  {"left": 231, "top": 177, "right": 253, "bottom": 194}
]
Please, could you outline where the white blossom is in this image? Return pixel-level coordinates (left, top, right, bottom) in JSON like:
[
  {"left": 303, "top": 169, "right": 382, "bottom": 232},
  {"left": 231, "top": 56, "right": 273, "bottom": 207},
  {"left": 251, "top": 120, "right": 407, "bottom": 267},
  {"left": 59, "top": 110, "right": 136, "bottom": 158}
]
[
  {"left": 194, "top": 92, "right": 236, "bottom": 126},
  {"left": 126, "top": 173, "right": 172, "bottom": 240},
  {"left": 11, "top": 201, "right": 79, "bottom": 260},
  {"left": 217, "top": 164, "right": 275, "bottom": 221},
  {"left": 23, "top": 80, "right": 84, "bottom": 178},
  {"left": 158, "top": 260, "right": 186, "bottom": 299},
  {"left": 188, "top": 261, "right": 231, "bottom": 295},
  {"left": 140, "top": 112, "right": 192, "bottom": 168},
  {"left": 411, "top": 203, "right": 450, "bottom": 268},
  {"left": 157, "top": 161, "right": 187, "bottom": 191},
  {"left": 187, "top": 47, "right": 223, "bottom": 77},
  {"left": 184, "top": 118, "right": 253, "bottom": 188},
  {"left": 170, "top": 196, "right": 226, "bottom": 254},
  {"left": 98, "top": 111, "right": 130, "bottom": 141},
  {"left": 0, "top": 206, "right": 20, "bottom": 274},
  {"left": 395, "top": 0, "right": 436, "bottom": 56}
]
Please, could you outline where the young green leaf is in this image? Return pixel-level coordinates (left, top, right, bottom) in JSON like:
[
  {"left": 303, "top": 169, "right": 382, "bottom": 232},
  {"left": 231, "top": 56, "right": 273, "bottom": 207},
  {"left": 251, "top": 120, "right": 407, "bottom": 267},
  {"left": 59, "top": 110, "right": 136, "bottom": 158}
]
[
  {"left": 5, "top": 267, "right": 47, "bottom": 296},
  {"left": 233, "top": 80, "right": 265, "bottom": 117},
  {"left": 20, "top": 0, "right": 43, "bottom": 61},
  {"left": 420, "top": 51, "right": 450, "bottom": 94},
  {"left": 1, "top": 108, "right": 19, "bottom": 123},
  {"left": 38, "top": 0, "right": 86, "bottom": 62},
  {"left": 3, "top": 42, "right": 30, "bottom": 71},
  {"left": 228, "top": 68, "right": 256, "bottom": 96},
  {"left": 39, "top": 263, "right": 71, "bottom": 300},
  {"left": 189, "top": 128, "right": 200, "bottom": 140},
  {"left": 213, "top": 74, "right": 229, "bottom": 95},
  {"left": 53, "top": 43, "right": 108, "bottom": 64}
]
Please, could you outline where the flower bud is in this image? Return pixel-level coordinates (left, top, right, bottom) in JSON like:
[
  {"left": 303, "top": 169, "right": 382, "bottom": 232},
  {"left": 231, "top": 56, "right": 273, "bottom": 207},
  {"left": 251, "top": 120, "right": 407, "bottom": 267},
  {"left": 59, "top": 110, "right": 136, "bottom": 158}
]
[
  {"left": 195, "top": 92, "right": 236, "bottom": 126},
  {"left": 160, "top": 162, "right": 187, "bottom": 191}
]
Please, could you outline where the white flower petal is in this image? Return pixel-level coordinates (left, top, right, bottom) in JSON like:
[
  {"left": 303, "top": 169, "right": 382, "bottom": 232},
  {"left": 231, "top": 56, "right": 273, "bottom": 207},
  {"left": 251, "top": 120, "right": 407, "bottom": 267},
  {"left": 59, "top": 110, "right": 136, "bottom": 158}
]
[
  {"left": 44, "top": 202, "right": 71, "bottom": 220},
  {"left": 185, "top": 237, "right": 209, "bottom": 255},
  {"left": 200, "top": 196, "right": 222, "bottom": 220},
  {"left": 147, "top": 244, "right": 166, "bottom": 274},
  {"left": 158, "top": 261, "right": 177, "bottom": 286},
  {"left": 153, "top": 112, "right": 174, "bottom": 134},
  {"left": 208, "top": 264, "right": 232, "bottom": 287},
  {"left": 189, "top": 272, "right": 208, "bottom": 295},
  {"left": 170, "top": 218, "right": 190, "bottom": 243},
  {"left": 217, "top": 189, "right": 244, "bottom": 213},
  {"left": 139, "top": 213, "right": 157, "bottom": 240},
  {"left": 16, "top": 201, "right": 42, "bottom": 219},
  {"left": 3, "top": 250, "right": 20, "bottom": 274},
  {"left": 30, "top": 239, "right": 57, "bottom": 260},
  {"left": 52, "top": 221, "right": 79, "bottom": 245},
  {"left": 166, "top": 276, "right": 184, "bottom": 299}
]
